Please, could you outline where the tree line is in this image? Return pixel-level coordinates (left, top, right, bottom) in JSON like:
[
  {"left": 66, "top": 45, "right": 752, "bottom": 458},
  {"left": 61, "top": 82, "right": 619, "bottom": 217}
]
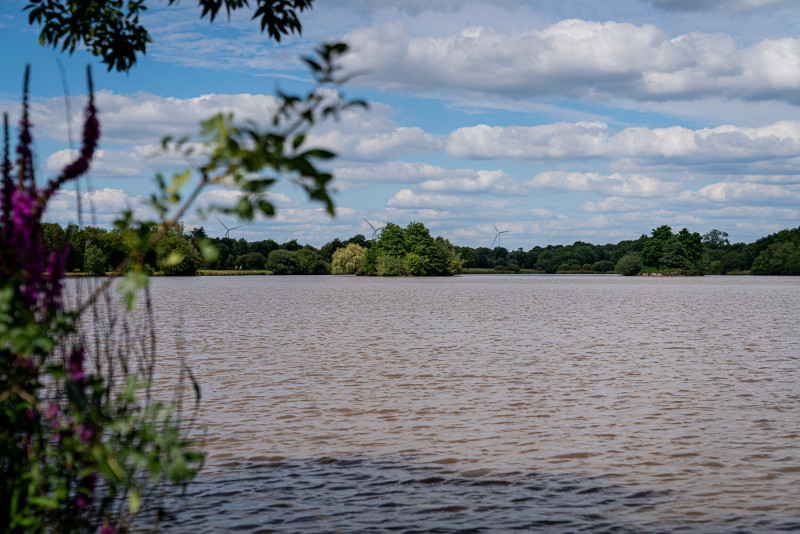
[{"left": 40, "top": 221, "right": 800, "bottom": 276}]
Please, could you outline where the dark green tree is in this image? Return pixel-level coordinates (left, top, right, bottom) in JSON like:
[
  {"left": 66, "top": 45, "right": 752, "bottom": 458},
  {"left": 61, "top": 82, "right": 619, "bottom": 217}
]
[
  {"left": 235, "top": 252, "right": 267, "bottom": 270},
  {"left": 702, "top": 229, "right": 730, "bottom": 249},
  {"left": 641, "top": 225, "right": 673, "bottom": 268},
  {"left": 156, "top": 235, "right": 202, "bottom": 275},
  {"left": 615, "top": 253, "right": 642, "bottom": 276},
  {"left": 266, "top": 249, "right": 298, "bottom": 274},
  {"left": 83, "top": 244, "right": 107, "bottom": 276},
  {"left": 293, "top": 248, "right": 328, "bottom": 274}
]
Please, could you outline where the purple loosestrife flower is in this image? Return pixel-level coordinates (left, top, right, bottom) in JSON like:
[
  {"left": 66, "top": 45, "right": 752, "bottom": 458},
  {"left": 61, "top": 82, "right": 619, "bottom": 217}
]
[
  {"left": 100, "top": 524, "right": 115, "bottom": 534},
  {"left": 11, "top": 187, "right": 45, "bottom": 305},
  {"left": 15, "top": 107, "right": 33, "bottom": 188}
]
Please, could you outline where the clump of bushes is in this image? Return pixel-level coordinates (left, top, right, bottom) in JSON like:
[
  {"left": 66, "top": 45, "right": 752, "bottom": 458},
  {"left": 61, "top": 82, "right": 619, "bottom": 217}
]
[{"left": 615, "top": 253, "right": 642, "bottom": 276}]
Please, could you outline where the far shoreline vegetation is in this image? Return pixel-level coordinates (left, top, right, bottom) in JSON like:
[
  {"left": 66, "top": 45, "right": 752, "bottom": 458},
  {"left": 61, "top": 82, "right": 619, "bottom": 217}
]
[{"left": 46, "top": 221, "right": 800, "bottom": 277}]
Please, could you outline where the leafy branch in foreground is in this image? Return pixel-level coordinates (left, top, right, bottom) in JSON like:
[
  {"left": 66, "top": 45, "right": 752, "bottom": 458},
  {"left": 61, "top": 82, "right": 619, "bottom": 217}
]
[
  {"left": 25, "top": 0, "right": 314, "bottom": 72},
  {"left": 81, "top": 42, "right": 364, "bottom": 312}
]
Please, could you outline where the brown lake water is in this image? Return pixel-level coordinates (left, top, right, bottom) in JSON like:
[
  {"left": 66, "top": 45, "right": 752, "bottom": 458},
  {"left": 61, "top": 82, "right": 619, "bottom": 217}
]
[{"left": 123, "top": 275, "right": 800, "bottom": 532}]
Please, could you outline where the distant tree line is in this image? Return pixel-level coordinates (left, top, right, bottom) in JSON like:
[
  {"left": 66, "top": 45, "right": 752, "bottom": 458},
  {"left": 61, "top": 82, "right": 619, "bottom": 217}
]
[{"left": 39, "top": 221, "right": 800, "bottom": 276}]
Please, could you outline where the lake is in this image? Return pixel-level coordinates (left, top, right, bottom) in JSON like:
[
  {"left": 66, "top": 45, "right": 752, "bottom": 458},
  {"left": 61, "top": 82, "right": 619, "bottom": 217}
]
[{"left": 132, "top": 275, "right": 800, "bottom": 532}]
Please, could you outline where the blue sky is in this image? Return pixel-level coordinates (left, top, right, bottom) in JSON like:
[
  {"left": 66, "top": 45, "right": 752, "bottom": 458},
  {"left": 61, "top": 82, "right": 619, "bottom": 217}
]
[{"left": 3, "top": 0, "right": 800, "bottom": 248}]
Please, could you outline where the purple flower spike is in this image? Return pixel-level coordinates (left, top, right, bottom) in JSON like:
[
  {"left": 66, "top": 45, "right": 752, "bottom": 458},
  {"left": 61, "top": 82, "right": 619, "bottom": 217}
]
[
  {"left": 100, "top": 525, "right": 115, "bottom": 534},
  {"left": 39, "top": 67, "right": 100, "bottom": 212}
]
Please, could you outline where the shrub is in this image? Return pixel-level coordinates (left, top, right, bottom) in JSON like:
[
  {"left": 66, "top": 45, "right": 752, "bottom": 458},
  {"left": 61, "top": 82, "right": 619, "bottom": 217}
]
[
  {"left": 403, "top": 252, "right": 427, "bottom": 276},
  {"left": 235, "top": 252, "right": 267, "bottom": 270},
  {"left": 615, "top": 253, "right": 642, "bottom": 276},
  {"left": 592, "top": 260, "right": 615, "bottom": 272},
  {"left": 84, "top": 245, "right": 107, "bottom": 276},
  {"left": 331, "top": 243, "right": 366, "bottom": 274},
  {"left": 266, "top": 249, "right": 298, "bottom": 274},
  {"left": 156, "top": 236, "right": 202, "bottom": 276},
  {"left": 375, "top": 254, "right": 405, "bottom": 276}
]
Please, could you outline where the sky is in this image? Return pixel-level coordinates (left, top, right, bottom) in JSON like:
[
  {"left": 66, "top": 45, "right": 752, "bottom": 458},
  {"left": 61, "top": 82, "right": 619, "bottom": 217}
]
[{"left": 2, "top": 0, "right": 800, "bottom": 248}]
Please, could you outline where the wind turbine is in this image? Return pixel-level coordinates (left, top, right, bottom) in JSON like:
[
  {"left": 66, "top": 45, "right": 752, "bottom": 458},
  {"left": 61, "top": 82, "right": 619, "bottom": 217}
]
[
  {"left": 362, "top": 217, "right": 385, "bottom": 240},
  {"left": 491, "top": 223, "right": 511, "bottom": 248},
  {"left": 215, "top": 216, "right": 243, "bottom": 239}
]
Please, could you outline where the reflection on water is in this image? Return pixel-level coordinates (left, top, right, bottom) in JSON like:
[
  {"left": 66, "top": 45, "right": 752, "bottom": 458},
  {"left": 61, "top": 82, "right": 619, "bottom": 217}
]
[
  {"left": 150, "top": 456, "right": 680, "bottom": 533},
  {"left": 115, "top": 275, "right": 800, "bottom": 531}
]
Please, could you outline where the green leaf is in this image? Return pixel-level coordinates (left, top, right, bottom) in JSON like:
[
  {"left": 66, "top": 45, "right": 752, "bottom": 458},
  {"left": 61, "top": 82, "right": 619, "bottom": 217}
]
[
  {"left": 128, "top": 488, "right": 141, "bottom": 515},
  {"left": 168, "top": 169, "right": 191, "bottom": 195},
  {"left": 163, "top": 251, "right": 185, "bottom": 267},
  {"left": 200, "top": 239, "right": 220, "bottom": 262}
]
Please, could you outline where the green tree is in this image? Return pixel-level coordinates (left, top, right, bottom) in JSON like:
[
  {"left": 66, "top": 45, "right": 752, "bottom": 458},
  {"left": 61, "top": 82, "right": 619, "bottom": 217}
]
[
  {"left": 641, "top": 225, "right": 673, "bottom": 267},
  {"left": 615, "top": 253, "right": 642, "bottom": 276},
  {"left": 319, "top": 237, "right": 343, "bottom": 261},
  {"left": 266, "top": 249, "right": 298, "bottom": 274},
  {"left": 235, "top": 252, "right": 267, "bottom": 270},
  {"left": 331, "top": 243, "right": 366, "bottom": 274},
  {"left": 83, "top": 244, "right": 107, "bottom": 276},
  {"left": 376, "top": 223, "right": 407, "bottom": 257},
  {"left": 702, "top": 229, "right": 730, "bottom": 249},
  {"left": 293, "top": 248, "right": 329, "bottom": 274},
  {"left": 677, "top": 228, "right": 703, "bottom": 270},
  {"left": 156, "top": 236, "right": 202, "bottom": 275}
]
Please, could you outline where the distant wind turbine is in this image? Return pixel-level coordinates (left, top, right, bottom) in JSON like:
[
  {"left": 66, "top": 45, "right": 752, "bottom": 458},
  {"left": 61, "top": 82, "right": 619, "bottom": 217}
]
[
  {"left": 216, "top": 216, "right": 243, "bottom": 239},
  {"left": 363, "top": 217, "right": 385, "bottom": 240},
  {"left": 491, "top": 223, "right": 511, "bottom": 248}
]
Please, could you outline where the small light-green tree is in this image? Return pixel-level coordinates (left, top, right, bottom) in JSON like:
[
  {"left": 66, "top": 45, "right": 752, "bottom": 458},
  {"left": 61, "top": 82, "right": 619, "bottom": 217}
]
[{"left": 331, "top": 243, "right": 366, "bottom": 274}]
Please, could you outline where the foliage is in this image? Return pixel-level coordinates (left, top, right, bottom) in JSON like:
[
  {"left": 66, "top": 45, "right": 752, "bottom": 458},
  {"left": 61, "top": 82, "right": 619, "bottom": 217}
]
[
  {"left": 11, "top": 1, "right": 369, "bottom": 531},
  {"left": 293, "top": 248, "right": 329, "bottom": 274},
  {"left": 235, "top": 251, "right": 267, "bottom": 270},
  {"left": 266, "top": 249, "right": 298, "bottom": 274},
  {"left": 25, "top": 0, "right": 314, "bottom": 72},
  {"left": 592, "top": 260, "right": 614, "bottom": 272},
  {"left": 751, "top": 242, "right": 800, "bottom": 275},
  {"left": 331, "top": 243, "right": 366, "bottom": 274},
  {"left": 639, "top": 225, "right": 702, "bottom": 272},
  {"left": 702, "top": 229, "right": 730, "bottom": 249},
  {"left": 83, "top": 245, "right": 107, "bottom": 276},
  {"left": 615, "top": 253, "right": 642, "bottom": 276},
  {"left": 360, "top": 221, "right": 463, "bottom": 276},
  {"left": 156, "top": 235, "right": 202, "bottom": 276},
  {"left": 1, "top": 71, "right": 203, "bottom": 533}
]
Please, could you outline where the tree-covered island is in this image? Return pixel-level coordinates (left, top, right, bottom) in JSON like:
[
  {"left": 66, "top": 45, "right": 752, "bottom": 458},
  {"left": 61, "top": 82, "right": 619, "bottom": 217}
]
[{"left": 38, "top": 221, "right": 800, "bottom": 277}]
